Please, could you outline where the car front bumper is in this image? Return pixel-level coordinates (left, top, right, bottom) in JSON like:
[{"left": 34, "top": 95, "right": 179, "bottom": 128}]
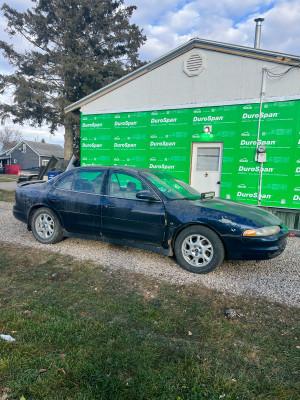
[{"left": 223, "top": 228, "right": 289, "bottom": 260}]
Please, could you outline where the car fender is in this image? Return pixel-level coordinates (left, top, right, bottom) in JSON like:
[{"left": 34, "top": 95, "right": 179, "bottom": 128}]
[
  {"left": 27, "top": 203, "right": 65, "bottom": 232},
  {"left": 169, "top": 222, "right": 227, "bottom": 255}
]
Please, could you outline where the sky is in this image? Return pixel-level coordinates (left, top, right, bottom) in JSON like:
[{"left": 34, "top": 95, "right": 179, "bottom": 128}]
[{"left": 0, "top": 0, "right": 300, "bottom": 147}]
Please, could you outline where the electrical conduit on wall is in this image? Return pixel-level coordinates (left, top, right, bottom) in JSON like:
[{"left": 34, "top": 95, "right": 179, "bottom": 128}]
[{"left": 257, "top": 67, "right": 268, "bottom": 206}]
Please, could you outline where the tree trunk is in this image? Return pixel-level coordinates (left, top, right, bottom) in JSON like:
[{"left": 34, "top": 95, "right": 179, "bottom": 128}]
[{"left": 64, "top": 114, "right": 74, "bottom": 160}]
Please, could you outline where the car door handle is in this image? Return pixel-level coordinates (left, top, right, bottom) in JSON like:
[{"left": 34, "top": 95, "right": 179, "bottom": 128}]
[
  {"left": 49, "top": 196, "right": 60, "bottom": 202},
  {"left": 104, "top": 204, "right": 116, "bottom": 209}
]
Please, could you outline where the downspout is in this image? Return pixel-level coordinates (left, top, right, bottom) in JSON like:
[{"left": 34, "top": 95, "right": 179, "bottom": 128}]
[{"left": 257, "top": 67, "right": 268, "bottom": 206}]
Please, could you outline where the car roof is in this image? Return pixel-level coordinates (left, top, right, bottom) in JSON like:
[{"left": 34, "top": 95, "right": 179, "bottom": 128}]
[{"left": 76, "top": 165, "right": 161, "bottom": 174}]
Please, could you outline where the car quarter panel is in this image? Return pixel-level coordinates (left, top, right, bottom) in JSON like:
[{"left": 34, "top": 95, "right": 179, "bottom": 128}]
[{"left": 13, "top": 181, "right": 55, "bottom": 227}]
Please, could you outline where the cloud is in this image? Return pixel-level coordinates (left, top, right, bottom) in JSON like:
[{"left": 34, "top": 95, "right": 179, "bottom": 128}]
[
  {"left": 3, "top": 0, "right": 299, "bottom": 68},
  {"left": 238, "top": 0, "right": 300, "bottom": 54},
  {"left": 126, "top": 0, "right": 300, "bottom": 60},
  {"left": 127, "top": 0, "right": 177, "bottom": 27}
]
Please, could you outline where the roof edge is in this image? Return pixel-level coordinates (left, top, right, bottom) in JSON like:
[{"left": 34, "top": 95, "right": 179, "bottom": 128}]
[{"left": 65, "top": 37, "right": 300, "bottom": 114}]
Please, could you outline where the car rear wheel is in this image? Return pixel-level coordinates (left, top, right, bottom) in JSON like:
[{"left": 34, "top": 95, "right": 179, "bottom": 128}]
[
  {"left": 31, "top": 207, "right": 63, "bottom": 244},
  {"left": 174, "top": 225, "right": 225, "bottom": 274}
]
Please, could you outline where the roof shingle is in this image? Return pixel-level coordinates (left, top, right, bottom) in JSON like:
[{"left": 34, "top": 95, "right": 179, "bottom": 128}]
[{"left": 24, "top": 140, "right": 64, "bottom": 158}]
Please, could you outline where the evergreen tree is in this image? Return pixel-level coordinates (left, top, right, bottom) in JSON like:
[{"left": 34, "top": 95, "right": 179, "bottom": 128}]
[{"left": 0, "top": 0, "right": 146, "bottom": 158}]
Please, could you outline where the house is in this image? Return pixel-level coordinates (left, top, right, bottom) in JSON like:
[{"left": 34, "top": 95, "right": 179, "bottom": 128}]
[
  {"left": 0, "top": 140, "right": 64, "bottom": 170},
  {"left": 65, "top": 37, "right": 300, "bottom": 229},
  {"left": 0, "top": 146, "right": 14, "bottom": 171}
]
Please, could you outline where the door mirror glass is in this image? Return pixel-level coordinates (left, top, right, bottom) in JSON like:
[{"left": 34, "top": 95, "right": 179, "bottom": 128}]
[{"left": 136, "top": 190, "right": 160, "bottom": 201}]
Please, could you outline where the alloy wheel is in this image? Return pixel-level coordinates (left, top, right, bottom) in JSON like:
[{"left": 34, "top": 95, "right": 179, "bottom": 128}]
[
  {"left": 35, "top": 213, "right": 55, "bottom": 239},
  {"left": 181, "top": 234, "right": 214, "bottom": 268}
]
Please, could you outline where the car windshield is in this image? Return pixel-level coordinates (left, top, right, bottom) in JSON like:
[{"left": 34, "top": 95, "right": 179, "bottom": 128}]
[{"left": 144, "top": 171, "right": 201, "bottom": 200}]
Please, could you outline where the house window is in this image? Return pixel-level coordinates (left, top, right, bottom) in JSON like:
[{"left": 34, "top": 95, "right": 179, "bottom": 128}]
[
  {"left": 22, "top": 144, "right": 26, "bottom": 153},
  {"left": 42, "top": 159, "right": 49, "bottom": 166}
]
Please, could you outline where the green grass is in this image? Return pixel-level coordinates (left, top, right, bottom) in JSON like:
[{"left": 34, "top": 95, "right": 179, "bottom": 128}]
[
  {"left": 0, "top": 242, "right": 299, "bottom": 400},
  {"left": 0, "top": 174, "right": 18, "bottom": 182},
  {"left": 0, "top": 189, "right": 15, "bottom": 202}
]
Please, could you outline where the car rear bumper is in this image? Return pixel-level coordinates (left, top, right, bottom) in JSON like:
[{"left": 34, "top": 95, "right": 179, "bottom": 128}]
[
  {"left": 13, "top": 204, "right": 28, "bottom": 224},
  {"left": 223, "top": 230, "right": 289, "bottom": 260}
]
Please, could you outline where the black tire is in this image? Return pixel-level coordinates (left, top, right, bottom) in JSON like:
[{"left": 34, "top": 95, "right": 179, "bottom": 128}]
[
  {"left": 174, "top": 225, "right": 225, "bottom": 274},
  {"left": 31, "top": 207, "right": 63, "bottom": 244}
]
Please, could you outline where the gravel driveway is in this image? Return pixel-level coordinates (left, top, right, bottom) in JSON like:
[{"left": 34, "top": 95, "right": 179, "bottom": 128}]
[
  {"left": 0, "top": 181, "right": 17, "bottom": 191},
  {"left": 0, "top": 201, "right": 299, "bottom": 307}
]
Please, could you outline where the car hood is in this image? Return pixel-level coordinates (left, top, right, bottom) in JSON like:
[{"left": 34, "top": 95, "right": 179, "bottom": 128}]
[{"left": 171, "top": 197, "right": 283, "bottom": 227}]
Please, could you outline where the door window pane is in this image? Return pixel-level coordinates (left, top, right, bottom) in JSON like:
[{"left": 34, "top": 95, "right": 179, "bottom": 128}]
[
  {"left": 56, "top": 171, "right": 75, "bottom": 190},
  {"left": 109, "top": 172, "right": 148, "bottom": 199},
  {"left": 196, "top": 147, "right": 220, "bottom": 171},
  {"left": 73, "top": 170, "right": 105, "bottom": 193}
]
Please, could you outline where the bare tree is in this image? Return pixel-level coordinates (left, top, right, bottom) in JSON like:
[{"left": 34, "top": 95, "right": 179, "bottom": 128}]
[{"left": 0, "top": 126, "right": 23, "bottom": 151}]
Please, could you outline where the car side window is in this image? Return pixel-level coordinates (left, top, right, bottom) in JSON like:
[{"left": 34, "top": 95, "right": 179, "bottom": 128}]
[
  {"left": 73, "top": 170, "right": 105, "bottom": 194},
  {"left": 109, "top": 172, "right": 148, "bottom": 199},
  {"left": 56, "top": 171, "right": 75, "bottom": 190}
]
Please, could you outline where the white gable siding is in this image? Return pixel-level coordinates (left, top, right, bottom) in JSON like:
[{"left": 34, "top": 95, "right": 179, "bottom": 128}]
[{"left": 81, "top": 49, "right": 300, "bottom": 114}]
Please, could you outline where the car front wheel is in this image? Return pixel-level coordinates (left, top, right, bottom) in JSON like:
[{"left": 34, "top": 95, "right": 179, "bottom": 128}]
[
  {"left": 31, "top": 207, "right": 63, "bottom": 244},
  {"left": 174, "top": 225, "right": 225, "bottom": 274}
]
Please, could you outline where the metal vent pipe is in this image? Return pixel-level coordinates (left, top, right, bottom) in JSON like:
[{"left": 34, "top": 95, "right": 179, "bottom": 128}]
[{"left": 254, "top": 18, "right": 264, "bottom": 49}]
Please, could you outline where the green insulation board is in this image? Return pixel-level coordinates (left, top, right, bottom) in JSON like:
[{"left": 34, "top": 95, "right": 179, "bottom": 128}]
[{"left": 81, "top": 100, "right": 300, "bottom": 210}]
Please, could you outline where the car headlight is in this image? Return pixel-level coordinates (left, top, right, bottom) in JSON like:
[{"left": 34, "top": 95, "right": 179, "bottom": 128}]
[{"left": 243, "top": 225, "right": 280, "bottom": 237}]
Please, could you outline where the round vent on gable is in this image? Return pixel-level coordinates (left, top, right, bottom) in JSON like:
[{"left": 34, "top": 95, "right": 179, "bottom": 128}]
[{"left": 183, "top": 52, "right": 205, "bottom": 77}]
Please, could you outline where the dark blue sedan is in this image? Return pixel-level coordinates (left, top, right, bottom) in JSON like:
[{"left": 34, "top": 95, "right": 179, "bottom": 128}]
[{"left": 13, "top": 166, "right": 289, "bottom": 273}]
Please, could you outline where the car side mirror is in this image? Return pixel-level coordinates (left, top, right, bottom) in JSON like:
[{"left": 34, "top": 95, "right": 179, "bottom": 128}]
[{"left": 136, "top": 190, "right": 160, "bottom": 201}]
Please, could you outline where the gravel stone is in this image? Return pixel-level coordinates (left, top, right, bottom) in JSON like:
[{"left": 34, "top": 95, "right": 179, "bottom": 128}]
[{"left": 1, "top": 201, "right": 299, "bottom": 307}]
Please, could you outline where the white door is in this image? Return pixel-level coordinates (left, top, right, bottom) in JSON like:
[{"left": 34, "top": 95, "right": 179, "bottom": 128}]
[{"left": 191, "top": 142, "right": 223, "bottom": 196}]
